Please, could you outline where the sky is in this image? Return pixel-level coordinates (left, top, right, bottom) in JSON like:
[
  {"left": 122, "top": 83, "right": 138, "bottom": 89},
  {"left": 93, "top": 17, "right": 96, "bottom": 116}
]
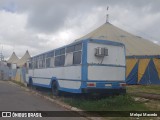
[{"left": 0, "top": 0, "right": 160, "bottom": 59}]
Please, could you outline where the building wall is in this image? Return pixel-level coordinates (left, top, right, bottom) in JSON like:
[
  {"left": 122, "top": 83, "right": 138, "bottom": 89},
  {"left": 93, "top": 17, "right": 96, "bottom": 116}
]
[{"left": 0, "top": 61, "right": 10, "bottom": 80}]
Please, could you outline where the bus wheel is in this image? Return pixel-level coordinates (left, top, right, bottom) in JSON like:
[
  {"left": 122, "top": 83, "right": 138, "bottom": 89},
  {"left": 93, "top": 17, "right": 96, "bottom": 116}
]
[
  {"left": 52, "top": 81, "right": 59, "bottom": 96},
  {"left": 28, "top": 79, "right": 33, "bottom": 88},
  {"left": 28, "top": 79, "right": 36, "bottom": 89}
]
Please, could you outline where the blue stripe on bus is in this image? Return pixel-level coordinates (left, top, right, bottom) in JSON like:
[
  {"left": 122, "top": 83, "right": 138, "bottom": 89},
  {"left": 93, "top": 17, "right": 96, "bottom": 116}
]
[
  {"left": 58, "top": 79, "right": 125, "bottom": 82},
  {"left": 32, "top": 77, "right": 51, "bottom": 79},
  {"left": 59, "top": 87, "right": 81, "bottom": 93},
  {"left": 32, "top": 82, "right": 51, "bottom": 88},
  {"left": 32, "top": 77, "right": 81, "bottom": 81},
  {"left": 81, "top": 40, "right": 88, "bottom": 88},
  {"left": 124, "top": 44, "right": 126, "bottom": 81},
  {"left": 32, "top": 81, "right": 124, "bottom": 89}
]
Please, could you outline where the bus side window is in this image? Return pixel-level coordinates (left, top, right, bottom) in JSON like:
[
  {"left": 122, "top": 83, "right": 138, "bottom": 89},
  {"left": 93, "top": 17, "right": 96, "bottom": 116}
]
[
  {"left": 50, "top": 57, "right": 55, "bottom": 67},
  {"left": 47, "top": 51, "right": 54, "bottom": 58},
  {"left": 73, "top": 51, "right": 81, "bottom": 64},
  {"left": 65, "top": 43, "right": 82, "bottom": 66},
  {"left": 65, "top": 53, "right": 73, "bottom": 66},
  {"left": 75, "top": 43, "right": 82, "bottom": 51},
  {"left": 55, "top": 47, "right": 65, "bottom": 67},
  {"left": 46, "top": 57, "right": 54, "bottom": 68},
  {"left": 55, "top": 56, "right": 60, "bottom": 66},
  {"left": 46, "top": 58, "right": 51, "bottom": 68},
  {"left": 66, "top": 46, "right": 74, "bottom": 53},
  {"left": 39, "top": 60, "right": 43, "bottom": 68},
  {"left": 55, "top": 55, "right": 65, "bottom": 66},
  {"left": 60, "top": 48, "right": 65, "bottom": 54},
  {"left": 29, "top": 62, "right": 32, "bottom": 69},
  {"left": 55, "top": 50, "right": 60, "bottom": 56},
  {"left": 60, "top": 55, "right": 65, "bottom": 66},
  {"left": 37, "top": 61, "right": 39, "bottom": 68},
  {"left": 42, "top": 59, "right": 45, "bottom": 68}
]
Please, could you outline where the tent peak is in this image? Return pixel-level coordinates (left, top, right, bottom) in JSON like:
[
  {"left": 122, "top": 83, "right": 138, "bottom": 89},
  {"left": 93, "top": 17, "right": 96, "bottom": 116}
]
[
  {"left": 7, "top": 52, "right": 19, "bottom": 64},
  {"left": 105, "top": 21, "right": 111, "bottom": 25}
]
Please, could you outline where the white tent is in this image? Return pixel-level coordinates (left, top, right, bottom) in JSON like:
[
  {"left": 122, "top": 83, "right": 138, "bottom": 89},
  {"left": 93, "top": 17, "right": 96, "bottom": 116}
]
[
  {"left": 17, "top": 50, "right": 31, "bottom": 67},
  {"left": 7, "top": 52, "right": 19, "bottom": 64}
]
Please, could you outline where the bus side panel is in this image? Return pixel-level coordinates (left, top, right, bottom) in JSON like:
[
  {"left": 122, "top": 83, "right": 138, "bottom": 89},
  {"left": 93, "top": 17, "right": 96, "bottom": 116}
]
[
  {"left": 33, "top": 66, "right": 81, "bottom": 79},
  {"left": 58, "top": 80, "right": 81, "bottom": 89},
  {"left": 27, "top": 66, "right": 82, "bottom": 90},
  {"left": 88, "top": 66, "right": 125, "bottom": 81},
  {"left": 32, "top": 78, "right": 51, "bottom": 87},
  {"left": 87, "top": 43, "right": 125, "bottom": 66},
  {"left": 87, "top": 42, "right": 125, "bottom": 82}
]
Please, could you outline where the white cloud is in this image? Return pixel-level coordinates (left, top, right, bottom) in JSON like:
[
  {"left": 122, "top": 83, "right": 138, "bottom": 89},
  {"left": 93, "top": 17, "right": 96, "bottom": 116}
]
[
  {"left": 0, "top": 10, "right": 28, "bottom": 57},
  {"left": 0, "top": 10, "right": 49, "bottom": 58},
  {"left": 0, "top": 0, "right": 160, "bottom": 60}
]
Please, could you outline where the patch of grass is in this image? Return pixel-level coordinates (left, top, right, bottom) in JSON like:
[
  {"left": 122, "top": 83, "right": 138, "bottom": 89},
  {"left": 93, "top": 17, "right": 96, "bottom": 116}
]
[
  {"left": 127, "top": 85, "right": 160, "bottom": 94},
  {"left": 144, "top": 100, "right": 160, "bottom": 111},
  {"left": 143, "top": 85, "right": 160, "bottom": 90},
  {"left": 63, "top": 95, "right": 148, "bottom": 111}
]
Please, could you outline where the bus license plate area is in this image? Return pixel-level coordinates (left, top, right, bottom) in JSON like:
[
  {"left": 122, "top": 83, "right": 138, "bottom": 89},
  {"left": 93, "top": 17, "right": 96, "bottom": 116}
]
[{"left": 105, "top": 84, "right": 112, "bottom": 87}]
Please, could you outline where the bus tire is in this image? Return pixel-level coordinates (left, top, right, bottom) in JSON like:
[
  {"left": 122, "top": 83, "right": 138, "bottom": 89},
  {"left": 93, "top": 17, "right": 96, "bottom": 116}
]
[
  {"left": 28, "top": 79, "right": 33, "bottom": 88},
  {"left": 52, "top": 81, "right": 59, "bottom": 96},
  {"left": 28, "top": 79, "right": 36, "bottom": 89}
]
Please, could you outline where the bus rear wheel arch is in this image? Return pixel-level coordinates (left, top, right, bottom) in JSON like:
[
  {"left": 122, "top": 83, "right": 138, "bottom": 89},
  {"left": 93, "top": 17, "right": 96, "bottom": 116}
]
[
  {"left": 51, "top": 81, "right": 60, "bottom": 96},
  {"left": 27, "top": 78, "right": 33, "bottom": 88},
  {"left": 27, "top": 78, "right": 36, "bottom": 90}
]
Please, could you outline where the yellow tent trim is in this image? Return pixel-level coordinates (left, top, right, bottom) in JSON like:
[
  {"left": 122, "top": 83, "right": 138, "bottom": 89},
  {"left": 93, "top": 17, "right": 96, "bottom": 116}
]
[
  {"left": 126, "top": 59, "right": 138, "bottom": 78},
  {"left": 138, "top": 59, "right": 150, "bottom": 82},
  {"left": 153, "top": 58, "right": 160, "bottom": 79}
]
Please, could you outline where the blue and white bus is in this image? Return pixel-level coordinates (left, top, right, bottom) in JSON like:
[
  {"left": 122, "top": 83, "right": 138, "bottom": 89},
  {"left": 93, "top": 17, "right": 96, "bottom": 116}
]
[{"left": 26, "top": 39, "right": 126, "bottom": 95}]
